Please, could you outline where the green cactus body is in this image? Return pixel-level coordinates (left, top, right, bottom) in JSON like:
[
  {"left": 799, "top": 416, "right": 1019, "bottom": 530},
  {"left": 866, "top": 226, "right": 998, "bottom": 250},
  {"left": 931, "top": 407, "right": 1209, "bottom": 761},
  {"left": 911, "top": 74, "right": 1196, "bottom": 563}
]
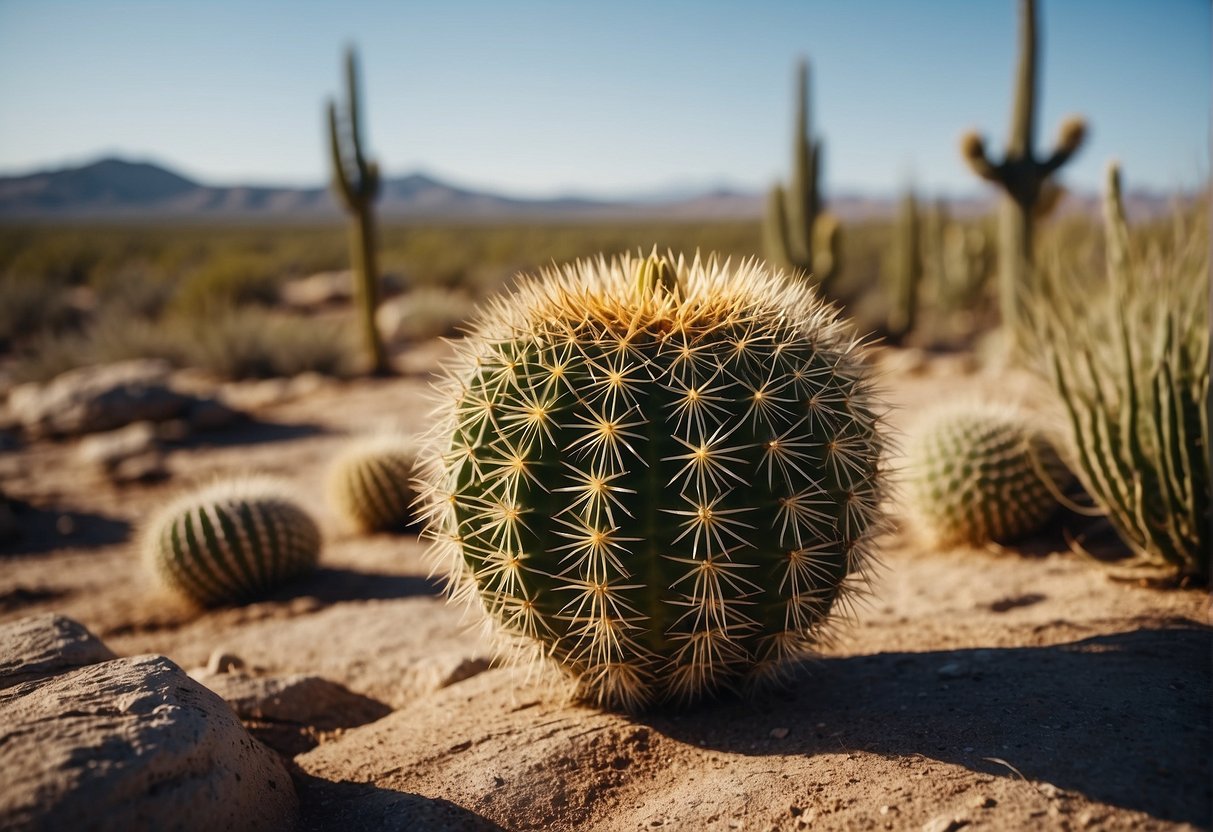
[
  {"left": 329, "top": 434, "right": 420, "bottom": 532},
  {"left": 887, "top": 189, "right": 923, "bottom": 340},
  {"left": 764, "top": 59, "right": 842, "bottom": 295},
  {"left": 328, "top": 46, "right": 390, "bottom": 376},
  {"left": 418, "top": 253, "right": 885, "bottom": 711},
  {"left": 145, "top": 478, "right": 321, "bottom": 606},
  {"left": 906, "top": 406, "right": 1069, "bottom": 546}
]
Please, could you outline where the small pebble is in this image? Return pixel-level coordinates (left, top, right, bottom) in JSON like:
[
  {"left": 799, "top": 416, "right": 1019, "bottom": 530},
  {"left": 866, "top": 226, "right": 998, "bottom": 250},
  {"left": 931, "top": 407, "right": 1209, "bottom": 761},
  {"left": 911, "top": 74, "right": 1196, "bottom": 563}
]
[
  {"left": 56, "top": 515, "right": 75, "bottom": 536},
  {"left": 769, "top": 727, "right": 790, "bottom": 739},
  {"left": 968, "top": 795, "right": 996, "bottom": 810},
  {"left": 206, "top": 650, "right": 246, "bottom": 675},
  {"left": 936, "top": 662, "right": 966, "bottom": 679},
  {"left": 921, "top": 816, "right": 969, "bottom": 832}
]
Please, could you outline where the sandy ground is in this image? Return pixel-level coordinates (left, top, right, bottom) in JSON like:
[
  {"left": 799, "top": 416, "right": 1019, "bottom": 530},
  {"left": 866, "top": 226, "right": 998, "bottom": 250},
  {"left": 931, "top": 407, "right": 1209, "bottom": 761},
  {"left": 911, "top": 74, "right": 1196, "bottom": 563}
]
[{"left": 1, "top": 346, "right": 1208, "bottom": 832}]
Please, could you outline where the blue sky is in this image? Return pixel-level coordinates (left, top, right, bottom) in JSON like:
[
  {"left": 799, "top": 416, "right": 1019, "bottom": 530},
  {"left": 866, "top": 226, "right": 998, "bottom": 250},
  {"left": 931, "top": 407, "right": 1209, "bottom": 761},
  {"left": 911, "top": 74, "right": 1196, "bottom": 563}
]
[{"left": 0, "top": 0, "right": 1208, "bottom": 197}]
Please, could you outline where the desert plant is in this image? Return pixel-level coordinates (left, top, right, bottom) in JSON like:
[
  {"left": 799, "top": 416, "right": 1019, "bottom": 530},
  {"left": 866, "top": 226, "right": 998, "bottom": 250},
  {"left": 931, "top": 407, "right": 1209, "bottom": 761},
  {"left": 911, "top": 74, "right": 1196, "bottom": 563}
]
[
  {"left": 328, "top": 45, "right": 391, "bottom": 375},
  {"left": 905, "top": 403, "right": 1070, "bottom": 546},
  {"left": 416, "top": 252, "right": 886, "bottom": 711},
  {"left": 960, "top": 0, "right": 1086, "bottom": 356},
  {"left": 144, "top": 477, "right": 321, "bottom": 606},
  {"left": 1039, "top": 164, "right": 1209, "bottom": 583},
  {"left": 328, "top": 434, "right": 421, "bottom": 532},
  {"left": 764, "top": 59, "right": 842, "bottom": 295},
  {"left": 886, "top": 189, "right": 923, "bottom": 340}
]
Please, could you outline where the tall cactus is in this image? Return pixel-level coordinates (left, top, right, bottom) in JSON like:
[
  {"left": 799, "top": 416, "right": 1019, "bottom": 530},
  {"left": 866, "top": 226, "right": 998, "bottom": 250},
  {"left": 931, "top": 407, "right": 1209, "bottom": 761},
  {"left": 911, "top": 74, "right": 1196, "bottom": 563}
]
[
  {"left": 764, "top": 59, "right": 841, "bottom": 295},
  {"left": 328, "top": 46, "right": 390, "bottom": 376},
  {"left": 960, "top": 0, "right": 1086, "bottom": 357},
  {"left": 886, "top": 189, "right": 923, "bottom": 341}
]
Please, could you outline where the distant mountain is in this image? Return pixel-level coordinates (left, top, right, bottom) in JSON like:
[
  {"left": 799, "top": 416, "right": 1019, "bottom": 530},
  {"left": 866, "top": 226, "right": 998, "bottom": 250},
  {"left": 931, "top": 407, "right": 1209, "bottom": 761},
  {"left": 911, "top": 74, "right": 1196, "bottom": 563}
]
[
  {"left": 0, "top": 156, "right": 1189, "bottom": 222},
  {"left": 0, "top": 158, "right": 642, "bottom": 221}
]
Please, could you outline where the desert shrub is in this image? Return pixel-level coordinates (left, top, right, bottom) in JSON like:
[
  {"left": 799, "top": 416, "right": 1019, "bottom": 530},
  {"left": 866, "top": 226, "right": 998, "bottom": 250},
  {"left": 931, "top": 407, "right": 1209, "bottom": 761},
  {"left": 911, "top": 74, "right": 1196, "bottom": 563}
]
[
  {"left": 1036, "top": 166, "right": 1209, "bottom": 583},
  {"left": 0, "top": 274, "right": 76, "bottom": 347},
  {"left": 184, "top": 307, "right": 359, "bottom": 379},
  {"left": 170, "top": 252, "right": 283, "bottom": 317},
  {"left": 377, "top": 286, "right": 476, "bottom": 343}
]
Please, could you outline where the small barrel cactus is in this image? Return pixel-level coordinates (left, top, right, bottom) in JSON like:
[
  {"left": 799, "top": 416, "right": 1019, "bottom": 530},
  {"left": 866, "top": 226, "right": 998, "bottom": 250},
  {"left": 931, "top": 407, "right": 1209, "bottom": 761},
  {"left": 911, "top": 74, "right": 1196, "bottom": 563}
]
[
  {"left": 417, "top": 252, "right": 886, "bottom": 711},
  {"left": 144, "top": 477, "right": 321, "bottom": 606},
  {"left": 328, "top": 434, "right": 420, "bottom": 532},
  {"left": 904, "top": 404, "right": 1070, "bottom": 546}
]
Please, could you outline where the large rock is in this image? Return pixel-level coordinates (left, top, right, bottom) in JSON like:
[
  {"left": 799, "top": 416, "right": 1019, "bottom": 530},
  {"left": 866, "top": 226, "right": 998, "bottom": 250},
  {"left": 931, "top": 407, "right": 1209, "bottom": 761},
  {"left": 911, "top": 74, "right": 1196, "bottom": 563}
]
[
  {"left": 6, "top": 360, "right": 193, "bottom": 438},
  {"left": 0, "top": 613, "right": 116, "bottom": 690},
  {"left": 0, "top": 616, "right": 298, "bottom": 831}
]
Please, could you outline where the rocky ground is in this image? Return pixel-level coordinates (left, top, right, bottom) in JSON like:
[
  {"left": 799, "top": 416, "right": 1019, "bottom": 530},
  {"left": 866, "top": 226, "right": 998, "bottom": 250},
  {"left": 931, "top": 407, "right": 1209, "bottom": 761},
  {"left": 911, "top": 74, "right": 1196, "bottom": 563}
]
[{"left": 0, "top": 345, "right": 1208, "bottom": 831}]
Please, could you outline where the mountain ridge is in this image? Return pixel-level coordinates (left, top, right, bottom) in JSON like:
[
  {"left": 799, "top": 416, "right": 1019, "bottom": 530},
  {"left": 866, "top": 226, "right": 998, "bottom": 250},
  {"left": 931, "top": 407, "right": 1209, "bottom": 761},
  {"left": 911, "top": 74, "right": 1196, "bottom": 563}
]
[{"left": 0, "top": 156, "right": 1187, "bottom": 223}]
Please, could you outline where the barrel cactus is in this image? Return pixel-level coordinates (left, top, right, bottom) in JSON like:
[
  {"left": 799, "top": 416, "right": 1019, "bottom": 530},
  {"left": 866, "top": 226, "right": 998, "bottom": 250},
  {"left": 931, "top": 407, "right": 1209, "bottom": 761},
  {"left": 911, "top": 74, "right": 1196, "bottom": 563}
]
[
  {"left": 144, "top": 477, "right": 321, "bottom": 606},
  {"left": 905, "top": 404, "right": 1070, "bottom": 546},
  {"left": 328, "top": 434, "right": 420, "bottom": 532},
  {"left": 416, "top": 252, "right": 886, "bottom": 711}
]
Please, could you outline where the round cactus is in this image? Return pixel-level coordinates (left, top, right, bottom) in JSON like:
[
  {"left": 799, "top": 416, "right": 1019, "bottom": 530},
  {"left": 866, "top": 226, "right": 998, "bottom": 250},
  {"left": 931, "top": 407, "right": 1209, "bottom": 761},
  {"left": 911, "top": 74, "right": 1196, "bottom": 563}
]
[
  {"left": 417, "top": 252, "right": 886, "bottom": 711},
  {"left": 904, "top": 404, "right": 1070, "bottom": 546},
  {"left": 328, "top": 434, "right": 420, "bottom": 532},
  {"left": 144, "top": 477, "right": 321, "bottom": 606}
]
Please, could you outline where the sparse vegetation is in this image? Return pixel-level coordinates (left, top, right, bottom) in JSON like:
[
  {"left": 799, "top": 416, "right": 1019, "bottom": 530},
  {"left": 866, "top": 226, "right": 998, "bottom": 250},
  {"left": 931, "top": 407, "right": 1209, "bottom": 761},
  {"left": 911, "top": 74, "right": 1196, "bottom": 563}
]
[{"left": 1037, "top": 164, "right": 1210, "bottom": 584}]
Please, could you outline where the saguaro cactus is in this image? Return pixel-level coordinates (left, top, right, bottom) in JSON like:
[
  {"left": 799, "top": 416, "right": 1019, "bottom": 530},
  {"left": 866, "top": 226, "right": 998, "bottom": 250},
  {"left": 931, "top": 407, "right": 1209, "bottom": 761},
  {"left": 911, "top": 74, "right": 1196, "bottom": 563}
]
[
  {"left": 960, "top": 0, "right": 1086, "bottom": 356},
  {"left": 328, "top": 46, "right": 390, "bottom": 376},
  {"left": 886, "top": 189, "right": 923, "bottom": 341},
  {"left": 764, "top": 59, "right": 841, "bottom": 295}
]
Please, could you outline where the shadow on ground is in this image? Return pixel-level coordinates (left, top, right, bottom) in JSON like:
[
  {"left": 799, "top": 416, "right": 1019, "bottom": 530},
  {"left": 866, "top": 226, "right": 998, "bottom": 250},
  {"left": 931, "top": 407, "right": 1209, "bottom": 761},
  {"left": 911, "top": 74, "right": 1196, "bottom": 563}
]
[
  {"left": 269, "top": 568, "right": 442, "bottom": 605},
  {"left": 646, "top": 624, "right": 1212, "bottom": 827},
  {"left": 168, "top": 419, "right": 329, "bottom": 449},
  {"left": 293, "top": 770, "right": 505, "bottom": 832},
  {"left": 0, "top": 503, "right": 131, "bottom": 556}
]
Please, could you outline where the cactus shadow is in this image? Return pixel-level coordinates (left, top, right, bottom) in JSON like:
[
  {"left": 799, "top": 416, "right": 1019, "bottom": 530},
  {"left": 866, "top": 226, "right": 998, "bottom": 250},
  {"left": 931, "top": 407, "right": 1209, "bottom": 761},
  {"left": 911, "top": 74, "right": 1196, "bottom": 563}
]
[
  {"left": 273, "top": 567, "right": 442, "bottom": 604},
  {"left": 292, "top": 769, "right": 505, "bottom": 831},
  {"left": 168, "top": 418, "right": 329, "bottom": 449},
  {"left": 0, "top": 502, "right": 131, "bottom": 556},
  {"left": 643, "top": 624, "right": 1212, "bottom": 827}
]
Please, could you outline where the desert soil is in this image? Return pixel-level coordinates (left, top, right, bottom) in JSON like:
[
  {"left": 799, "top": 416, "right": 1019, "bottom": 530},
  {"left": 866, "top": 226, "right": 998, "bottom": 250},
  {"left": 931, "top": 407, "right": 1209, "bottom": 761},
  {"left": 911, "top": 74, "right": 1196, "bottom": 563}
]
[{"left": 1, "top": 345, "right": 1208, "bottom": 832}]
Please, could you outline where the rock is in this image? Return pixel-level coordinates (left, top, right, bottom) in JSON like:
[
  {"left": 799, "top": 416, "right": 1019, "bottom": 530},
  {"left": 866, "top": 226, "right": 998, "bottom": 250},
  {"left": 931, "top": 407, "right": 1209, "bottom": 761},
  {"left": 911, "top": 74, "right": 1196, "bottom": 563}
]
[
  {"left": 206, "top": 649, "right": 246, "bottom": 675},
  {"left": 191, "top": 670, "right": 391, "bottom": 728},
  {"left": 5, "top": 360, "right": 196, "bottom": 438},
  {"left": 0, "top": 653, "right": 298, "bottom": 831},
  {"left": 279, "top": 270, "right": 353, "bottom": 311},
  {"left": 77, "top": 421, "right": 168, "bottom": 482},
  {"left": 376, "top": 288, "right": 475, "bottom": 344},
  {"left": 189, "top": 670, "right": 391, "bottom": 755},
  {"left": 936, "top": 661, "right": 967, "bottom": 680},
  {"left": 0, "top": 613, "right": 116, "bottom": 690},
  {"left": 769, "top": 727, "right": 790, "bottom": 739},
  {"left": 921, "top": 816, "right": 969, "bottom": 832},
  {"left": 967, "top": 795, "right": 996, "bottom": 810}
]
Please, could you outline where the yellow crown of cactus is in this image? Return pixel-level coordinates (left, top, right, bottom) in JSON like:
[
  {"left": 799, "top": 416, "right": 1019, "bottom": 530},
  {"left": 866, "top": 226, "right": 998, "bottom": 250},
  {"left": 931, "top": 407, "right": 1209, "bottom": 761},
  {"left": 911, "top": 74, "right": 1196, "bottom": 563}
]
[
  {"left": 144, "top": 476, "right": 321, "bottom": 606},
  {"left": 328, "top": 433, "right": 421, "bottom": 532},
  {"left": 905, "top": 404, "right": 1070, "bottom": 546},
  {"left": 417, "top": 252, "right": 887, "bottom": 711}
]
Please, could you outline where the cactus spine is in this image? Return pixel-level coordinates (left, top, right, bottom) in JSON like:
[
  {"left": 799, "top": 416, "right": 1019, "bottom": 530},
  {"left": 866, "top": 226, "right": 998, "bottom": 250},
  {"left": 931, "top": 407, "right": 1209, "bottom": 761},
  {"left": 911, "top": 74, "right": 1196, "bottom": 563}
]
[
  {"left": 764, "top": 59, "right": 841, "bottom": 295},
  {"left": 144, "top": 477, "right": 321, "bottom": 606},
  {"left": 905, "top": 404, "right": 1069, "bottom": 546},
  {"left": 886, "top": 189, "right": 923, "bottom": 341},
  {"left": 418, "top": 252, "right": 886, "bottom": 711},
  {"left": 1041, "top": 164, "right": 1210, "bottom": 583},
  {"left": 328, "top": 46, "right": 390, "bottom": 376},
  {"left": 329, "top": 434, "right": 421, "bottom": 532},
  {"left": 960, "top": 0, "right": 1086, "bottom": 357}
]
